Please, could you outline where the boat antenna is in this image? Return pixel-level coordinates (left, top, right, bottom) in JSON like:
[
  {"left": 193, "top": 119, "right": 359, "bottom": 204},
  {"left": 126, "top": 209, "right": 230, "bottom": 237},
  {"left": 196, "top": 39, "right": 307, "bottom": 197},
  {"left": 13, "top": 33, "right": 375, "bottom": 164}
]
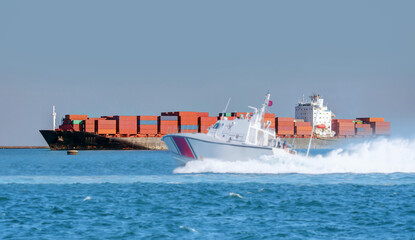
[
  {"left": 52, "top": 105, "right": 56, "bottom": 131},
  {"left": 221, "top": 97, "right": 231, "bottom": 120},
  {"left": 223, "top": 97, "right": 231, "bottom": 113}
]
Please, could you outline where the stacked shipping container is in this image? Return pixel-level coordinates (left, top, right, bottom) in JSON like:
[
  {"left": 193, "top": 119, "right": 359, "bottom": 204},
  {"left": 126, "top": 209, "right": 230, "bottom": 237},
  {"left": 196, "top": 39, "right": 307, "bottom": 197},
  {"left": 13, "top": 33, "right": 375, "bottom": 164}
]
[
  {"left": 355, "top": 123, "right": 372, "bottom": 136},
  {"left": 159, "top": 113, "right": 179, "bottom": 134},
  {"left": 115, "top": 116, "right": 137, "bottom": 135},
  {"left": 370, "top": 122, "right": 391, "bottom": 135},
  {"left": 199, "top": 117, "right": 218, "bottom": 133},
  {"left": 84, "top": 119, "right": 96, "bottom": 133},
  {"left": 294, "top": 122, "right": 312, "bottom": 136},
  {"left": 357, "top": 118, "right": 390, "bottom": 135},
  {"left": 59, "top": 115, "right": 88, "bottom": 132},
  {"left": 332, "top": 119, "right": 355, "bottom": 136},
  {"left": 276, "top": 117, "right": 294, "bottom": 135},
  {"left": 177, "top": 112, "right": 199, "bottom": 133},
  {"left": 57, "top": 112, "right": 390, "bottom": 138},
  {"left": 97, "top": 120, "right": 116, "bottom": 134},
  {"left": 263, "top": 113, "right": 276, "bottom": 129},
  {"left": 138, "top": 116, "right": 158, "bottom": 135}
]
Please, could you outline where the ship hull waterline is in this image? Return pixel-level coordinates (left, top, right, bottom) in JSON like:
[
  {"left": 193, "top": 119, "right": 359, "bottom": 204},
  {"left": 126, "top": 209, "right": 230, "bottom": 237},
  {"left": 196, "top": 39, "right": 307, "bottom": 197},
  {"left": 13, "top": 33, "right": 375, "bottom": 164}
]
[{"left": 39, "top": 130, "right": 167, "bottom": 150}]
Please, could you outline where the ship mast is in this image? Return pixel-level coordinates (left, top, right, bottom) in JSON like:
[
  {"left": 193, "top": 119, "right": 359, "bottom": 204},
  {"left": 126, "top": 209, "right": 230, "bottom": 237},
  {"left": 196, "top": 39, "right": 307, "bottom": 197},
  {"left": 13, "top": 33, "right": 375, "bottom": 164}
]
[
  {"left": 245, "top": 92, "right": 271, "bottom": 145},
  {"left": 259, "top": 92, "right": 270, "bottom": 123},
  {"left": 52, "top": 105, "right": 56, "bottom": 130}
]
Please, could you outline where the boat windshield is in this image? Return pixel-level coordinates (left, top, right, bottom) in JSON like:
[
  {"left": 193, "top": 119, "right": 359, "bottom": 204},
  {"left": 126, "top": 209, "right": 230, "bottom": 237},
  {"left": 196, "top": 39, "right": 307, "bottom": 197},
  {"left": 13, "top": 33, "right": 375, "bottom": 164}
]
[{"left": 213, "top": 123, "right": 220, "bottom": 129}]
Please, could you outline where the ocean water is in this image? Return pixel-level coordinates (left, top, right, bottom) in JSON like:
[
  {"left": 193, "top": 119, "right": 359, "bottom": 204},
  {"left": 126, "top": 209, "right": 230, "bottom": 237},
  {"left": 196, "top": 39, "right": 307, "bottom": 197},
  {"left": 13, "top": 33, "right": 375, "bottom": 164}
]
[{"left": 1, "top": 138, "right": 415, "bottom": 239}]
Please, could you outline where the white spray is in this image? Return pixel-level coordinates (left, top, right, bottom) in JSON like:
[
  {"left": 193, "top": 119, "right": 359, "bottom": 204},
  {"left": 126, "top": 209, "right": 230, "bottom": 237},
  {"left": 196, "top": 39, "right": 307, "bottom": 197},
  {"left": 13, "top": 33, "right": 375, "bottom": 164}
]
[{"left": 174, "top": 137, "right": 415, "bottom": 174}]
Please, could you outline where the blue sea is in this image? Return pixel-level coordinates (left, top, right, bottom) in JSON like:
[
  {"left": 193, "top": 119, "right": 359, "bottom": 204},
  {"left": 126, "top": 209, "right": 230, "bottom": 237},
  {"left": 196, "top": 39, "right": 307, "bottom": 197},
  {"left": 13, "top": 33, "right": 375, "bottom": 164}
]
[{"left": 1, "top": 138, "right": 415, "bottom": 239}]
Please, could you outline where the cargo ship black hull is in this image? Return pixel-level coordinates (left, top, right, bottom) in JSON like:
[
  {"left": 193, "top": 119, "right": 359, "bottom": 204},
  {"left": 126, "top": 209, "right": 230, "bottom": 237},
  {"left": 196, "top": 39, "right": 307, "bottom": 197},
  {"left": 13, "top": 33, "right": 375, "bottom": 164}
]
[
  {"left": 39, "top": 130, "right": 167, "bottom": 150},
  {"left": 39, "top": 130, "right": 363, "bottom": 150}
]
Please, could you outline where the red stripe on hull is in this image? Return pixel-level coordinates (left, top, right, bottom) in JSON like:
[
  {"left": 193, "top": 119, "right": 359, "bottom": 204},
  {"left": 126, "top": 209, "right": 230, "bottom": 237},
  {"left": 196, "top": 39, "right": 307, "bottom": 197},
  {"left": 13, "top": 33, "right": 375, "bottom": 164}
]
[{"left": 172, "top": 137, "right": 195, "bottom": 159}]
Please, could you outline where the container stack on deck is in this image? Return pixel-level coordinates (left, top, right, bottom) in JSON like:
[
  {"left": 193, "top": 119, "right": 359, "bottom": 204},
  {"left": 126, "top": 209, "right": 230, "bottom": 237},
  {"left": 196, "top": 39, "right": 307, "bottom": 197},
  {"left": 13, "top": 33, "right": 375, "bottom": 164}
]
[
  {"left": 177, "top": 112, "right": 199, "bottom": 133},
  {"left": 59, "top": 115, "right": 88, "bottom": 131},
  {"left": 199, "top": 116, "right": 218, "bottom": 133},
  {"left": 294, "top": 121, "right": 312, "bottom": 137},
  {"left": 115, "top": 116, "right": 137, "bottom": 135},
  {"left": 138, "top": 116, "right": 158, "bottom": 136},
  {"left": 331, "top": 119, "right": 355, "bottom": 137},
  {"left": 97, "top": 119, "right": 116, "bottom": 135},
  {"left": 263, "top": 113, "right": 276, "bottom": 129},
  {"left": 354, "top": 119, "right": 372, "bottom": 136},
  {"left": 276, "top": 117, "right": 294, "bottom": 136},
  {"left": 57, "top": 112, "right": 390, "bottom": 138},
  {"left": 159, "top": 113, "right": 179, "bottom": 134},
  {"left": 357, "top": 118, "right": 390, "bottom": 136}
]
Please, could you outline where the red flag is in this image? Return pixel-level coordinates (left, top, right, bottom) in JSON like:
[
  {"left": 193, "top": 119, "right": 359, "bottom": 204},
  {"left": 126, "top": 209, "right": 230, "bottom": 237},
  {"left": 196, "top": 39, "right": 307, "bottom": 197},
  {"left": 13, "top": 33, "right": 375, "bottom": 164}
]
[{"left": 268, "top": 100, "right": 273, "bottom": 107}]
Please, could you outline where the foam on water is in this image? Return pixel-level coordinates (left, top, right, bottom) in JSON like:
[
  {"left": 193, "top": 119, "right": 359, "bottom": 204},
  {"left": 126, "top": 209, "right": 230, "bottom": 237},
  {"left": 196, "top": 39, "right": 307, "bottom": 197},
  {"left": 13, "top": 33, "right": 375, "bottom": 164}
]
[
  {"left": 83, "top": 196, "right": 92, "bottom": 201},
  {"left": 179, "top": 226, "right": 199, "bottom": 233},
  {"left": 229, "top": 192, "right": 244, "bottom": 198},
  {"left": 174, "top": 138, "right": 415, "bottom": 174}
]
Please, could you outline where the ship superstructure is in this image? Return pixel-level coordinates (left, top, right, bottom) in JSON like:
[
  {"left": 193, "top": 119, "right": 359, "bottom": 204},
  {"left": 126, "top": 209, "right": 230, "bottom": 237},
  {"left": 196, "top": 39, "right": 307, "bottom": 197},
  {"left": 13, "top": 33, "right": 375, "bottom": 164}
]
[{"left": 295, "top": 94, "right": 335, "bottom": 137}]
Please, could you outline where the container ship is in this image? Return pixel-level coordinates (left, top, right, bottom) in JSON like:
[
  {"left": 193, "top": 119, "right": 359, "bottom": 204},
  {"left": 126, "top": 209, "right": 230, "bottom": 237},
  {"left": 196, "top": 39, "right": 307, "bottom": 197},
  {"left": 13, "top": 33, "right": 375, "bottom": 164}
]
[{"left": 40, "top": 94, "right": 391, "bottom": 150}]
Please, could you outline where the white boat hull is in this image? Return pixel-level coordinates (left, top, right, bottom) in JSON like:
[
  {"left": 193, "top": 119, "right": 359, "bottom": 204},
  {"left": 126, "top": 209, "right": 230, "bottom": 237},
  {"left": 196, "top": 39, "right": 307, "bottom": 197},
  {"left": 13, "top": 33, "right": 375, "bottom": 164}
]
[{"left": 162, "top": 133, "right": 283, "bottom": 164}]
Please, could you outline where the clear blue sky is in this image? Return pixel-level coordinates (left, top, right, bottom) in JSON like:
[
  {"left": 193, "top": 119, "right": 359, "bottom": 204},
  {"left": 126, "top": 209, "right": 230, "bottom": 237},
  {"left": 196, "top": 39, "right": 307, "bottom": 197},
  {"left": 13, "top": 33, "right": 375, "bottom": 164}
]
[{"left": 1, "top": 1, "right": 414, "bottom": 145}]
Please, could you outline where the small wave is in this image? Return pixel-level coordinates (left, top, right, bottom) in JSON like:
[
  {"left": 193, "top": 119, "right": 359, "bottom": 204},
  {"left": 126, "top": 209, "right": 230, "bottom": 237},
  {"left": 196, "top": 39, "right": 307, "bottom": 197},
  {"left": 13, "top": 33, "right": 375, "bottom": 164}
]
[
  {"left": 174, "top": 137, "right": 415, "bottom": 174},
  {"left": 83, "top": 196, "right": 92, "bottom": 201},
  {"left": 166, "top": 182, "right": 183, "bottom": 184},
  {"left": 229, "top": 192, "right": 244, "bottom": 199},
  {"left": 179, "top": 225, "right": 199, "bottom": 233}
]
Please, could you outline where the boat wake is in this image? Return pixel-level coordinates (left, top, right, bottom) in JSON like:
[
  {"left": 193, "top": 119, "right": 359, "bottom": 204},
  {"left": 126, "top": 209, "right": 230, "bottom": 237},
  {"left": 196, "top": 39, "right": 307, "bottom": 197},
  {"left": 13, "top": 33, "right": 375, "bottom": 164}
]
[{"left": 174, "top": 138, "right": 415, "bottom": 174}]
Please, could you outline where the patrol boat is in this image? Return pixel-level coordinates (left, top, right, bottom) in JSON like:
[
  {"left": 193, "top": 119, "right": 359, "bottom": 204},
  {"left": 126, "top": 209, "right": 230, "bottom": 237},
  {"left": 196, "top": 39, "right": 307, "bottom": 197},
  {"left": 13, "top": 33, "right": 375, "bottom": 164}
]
[{"left": 162, "top": 93, "right": 295, "bottom": 164}]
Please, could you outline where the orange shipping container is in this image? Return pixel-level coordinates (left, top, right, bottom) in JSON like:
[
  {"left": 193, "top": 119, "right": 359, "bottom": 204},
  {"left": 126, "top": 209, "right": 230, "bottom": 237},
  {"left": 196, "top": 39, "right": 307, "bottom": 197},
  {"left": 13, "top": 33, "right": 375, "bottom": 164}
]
[
  {"left": 97, "top": 120, "right": 116, "bottom": 128},
  {"left": 295, "top": 126, "right": 313, "bottom": 131},
  {"left": 296, "top": 131, "right": 312, "bottom": 134},
  {"left": 199, "top": 116, "right": 218, "bottom": 122},
  {"left": 139, "top": 125, "right": 158, "bottom": 130},
  {"left": 295, "top": 122, "right": 311, "bottom": 126},
  {"left": 196, "top": 112, "right": 209, "bottom": 117},
  {"left": 159, "top": 121, "right": 178, "bottom": 126},
  {"left": 264, "top": 113, "right": 276, "bottom": 118},
  {"left": 139, "top": 130, "right": 158, "bottom": 134},
  {"left": 276, "top": 117, "right": 294, "bottom": 122},
  {"left": 181, "top": 129, "right": 198, "bottom": 133},
  {"left": 358, "top": 117, "right": 385, "bottom": 123},
  {"left": 65, "top": 115, "right": 88, "bottom": 120},
  {"left": 115, "top": 116, "right": 137, "bottom": 121},
  {"left": 332, "top": 122, "right": 354, "bottom": 127},
  {"left": 276, "top": 130, "right": 294, "bottom": 135},
  {"left": 138, "top": 116, "right": 158, "bottom": 121},
  {"left": 355, "top": 124, "right": 371, "bottom": 128},
  {"left": 277, "top": 121, "right": 294, "bottom": 126}
]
